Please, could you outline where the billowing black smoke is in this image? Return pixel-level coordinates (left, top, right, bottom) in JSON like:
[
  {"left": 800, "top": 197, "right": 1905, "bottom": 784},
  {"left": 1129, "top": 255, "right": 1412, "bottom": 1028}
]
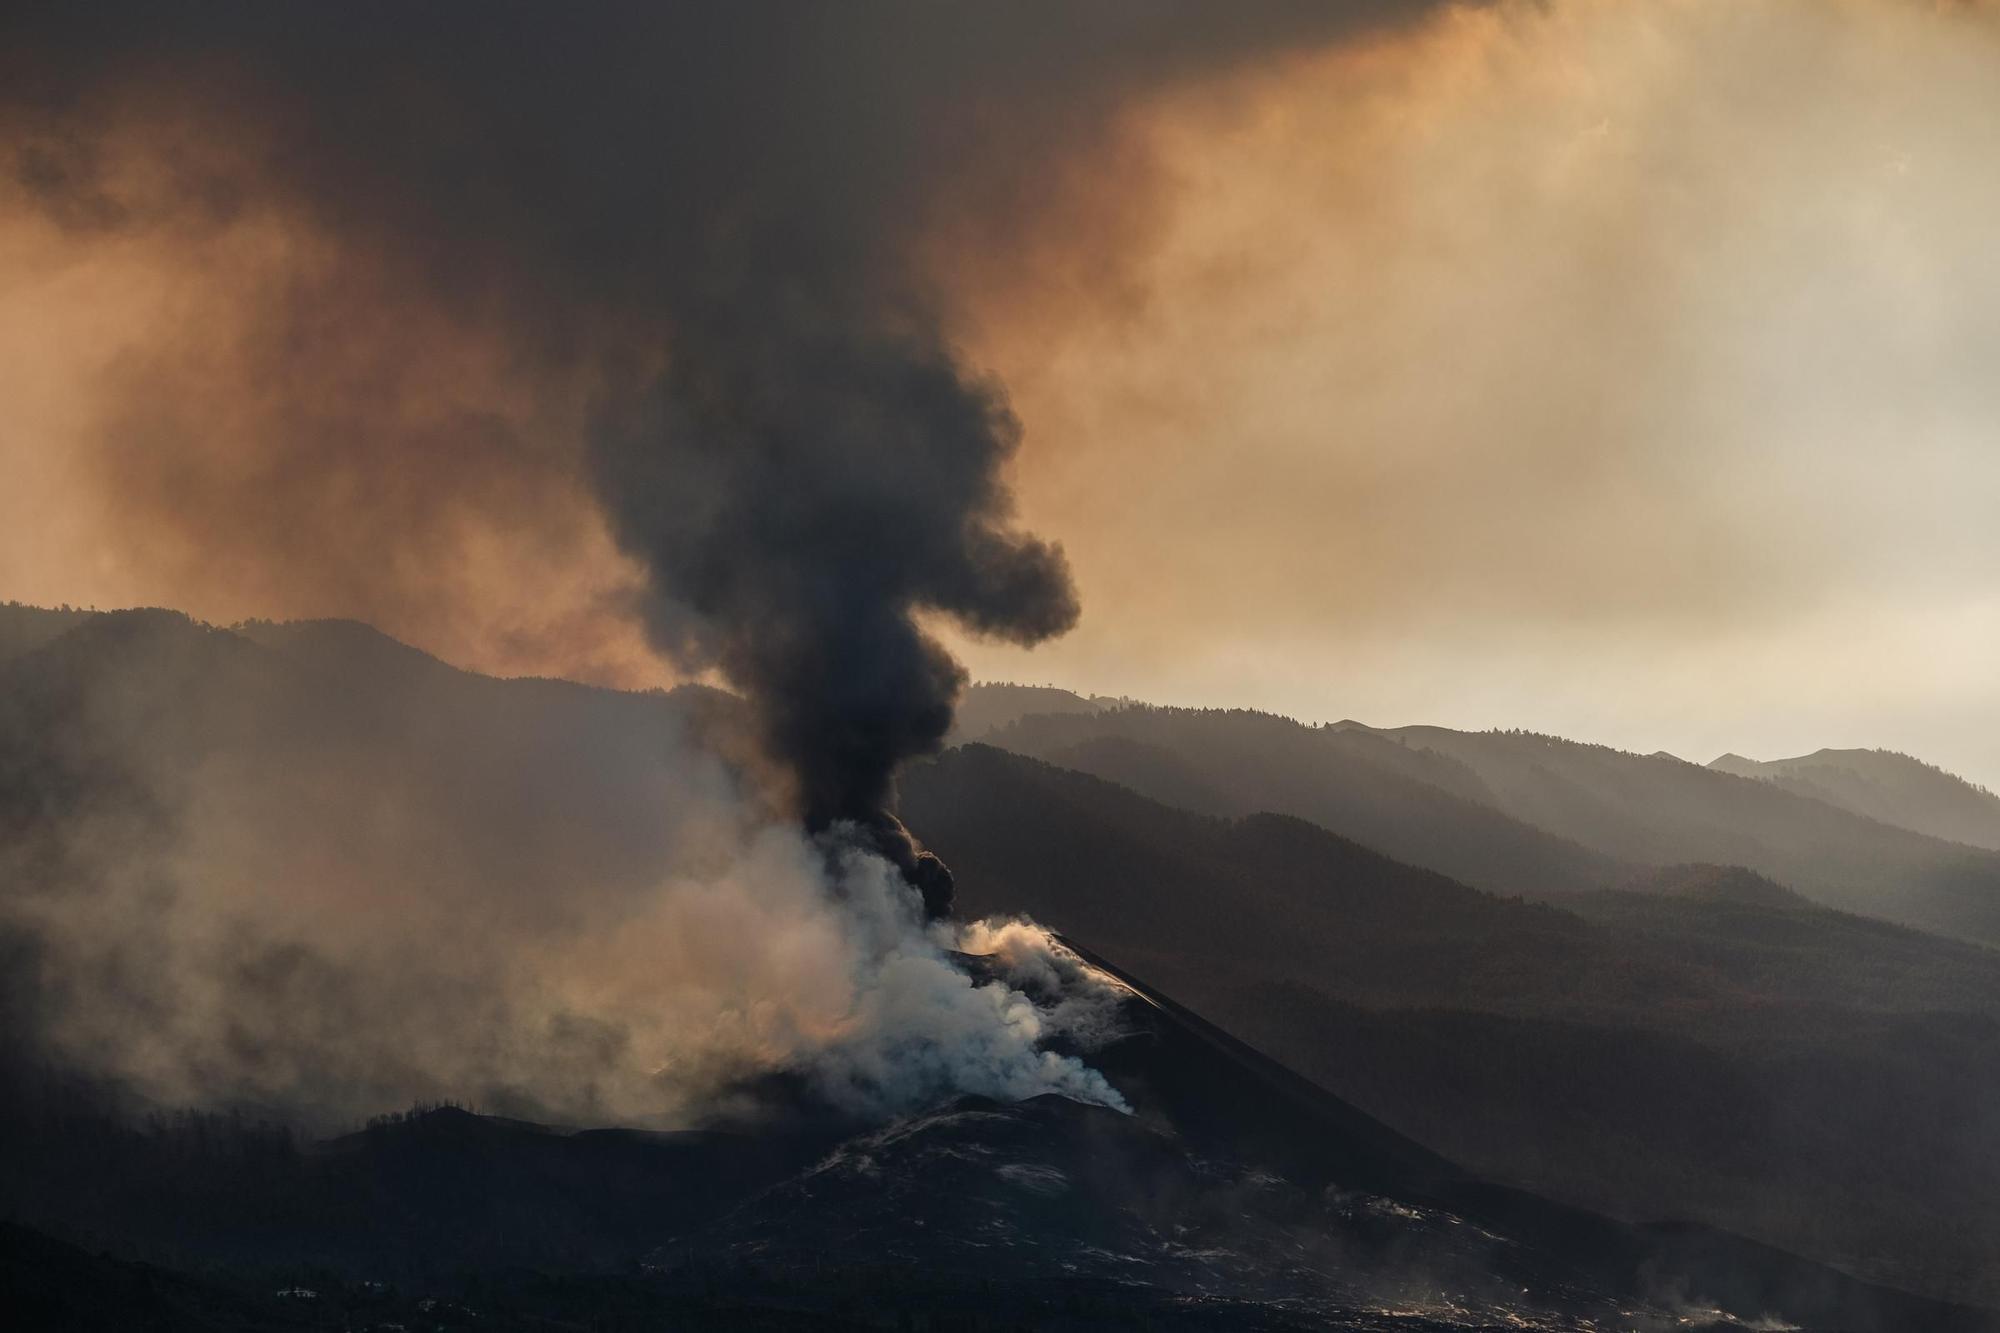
[
  {"left": 594, "top": 324, "right": 1076, "bottom": 867},
  {"left": 1, "top": 2, "right": 1450, "bottom": 898}
]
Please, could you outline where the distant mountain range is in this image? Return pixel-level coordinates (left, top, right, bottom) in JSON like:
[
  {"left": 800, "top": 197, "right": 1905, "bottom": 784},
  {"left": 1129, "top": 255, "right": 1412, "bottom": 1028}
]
[
  {"left": 920, "top": 683, "right": 2000, "bottom": 1303},
  {"left": 6, "top": 605, "right": 2000, "bottom": 1316},
  {"left": 1712, "top": 746, "right": 2000, "bottom": 851},
  {"left": 901, "top": 745, "right": 2000, "bottom": 1306},
  {"left": 954, "top": 685, "right": 2000, "bottom": 947}
]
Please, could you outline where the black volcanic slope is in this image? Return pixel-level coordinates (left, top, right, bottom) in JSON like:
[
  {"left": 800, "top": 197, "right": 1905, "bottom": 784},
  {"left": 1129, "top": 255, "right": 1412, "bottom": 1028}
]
[
  {"left": 10, "top": 951, "right": 1988, "bottom": 1333},
  {"left": 1066, "top": 947, "right": 1997, "bottom": 1331},
  {"left": 902, "top": 745, "right": 2000, "bottom": 1307}
]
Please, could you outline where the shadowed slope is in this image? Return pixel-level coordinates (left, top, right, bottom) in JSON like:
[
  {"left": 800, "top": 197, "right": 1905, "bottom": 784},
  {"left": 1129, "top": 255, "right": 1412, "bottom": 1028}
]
[
  {"left": 902, "top": 744, "right": 2000, "bottom": 1306},
  {"left": 974, "top": 699, "right": 1625, "bottom": 900},
  {"left": 1353, "top": 722, "right": 2000, "bottom": 943},
  {"left": 1713, "top": 747, "right": 2000, "bottom": 851}
]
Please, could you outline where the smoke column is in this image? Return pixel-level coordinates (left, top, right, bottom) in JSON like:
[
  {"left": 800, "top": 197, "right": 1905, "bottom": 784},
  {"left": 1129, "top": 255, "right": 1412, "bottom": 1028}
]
[
  {"left": 596, "top": 332, "right": 1071, "bottom": 854},
  {"left": 0, "top": 3, "right": 1456, "bottom": 1118},
  {"left": 0, "top": 1, "right": 1449, "bottom": 836},
  {"left": 0, "top": 609, "right": 1131, "bottom": 1124}
]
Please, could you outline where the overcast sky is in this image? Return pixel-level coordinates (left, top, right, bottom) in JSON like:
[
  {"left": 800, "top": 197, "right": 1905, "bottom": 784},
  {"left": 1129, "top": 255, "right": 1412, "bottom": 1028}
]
[{"left": 951, "top": 0, "right": 2000, "bottom": 788}]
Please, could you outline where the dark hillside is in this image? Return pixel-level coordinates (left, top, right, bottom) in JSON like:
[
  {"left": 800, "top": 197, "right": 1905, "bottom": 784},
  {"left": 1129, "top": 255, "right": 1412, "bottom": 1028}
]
[
  {"left": 1713, "top": 747, "right": 2000, "bottom": 851},
  {"left": 981, "top": 703, "right": 1625, "bottom": 900},
  {"left": 0, "top": 602, "right": 94, "bottom": 666},
  {"left": 963, "top": 687, "right": 2000, "bottom": 944},
  {"left": 8, "top": 617, "right": 2000, "bottom": 1311},
  {"left": 903, "top": 745, "right": 2000, "bottom": 1306},
  {"left": 1355, "top": 723, "right": 2000, "bottom": 943}
]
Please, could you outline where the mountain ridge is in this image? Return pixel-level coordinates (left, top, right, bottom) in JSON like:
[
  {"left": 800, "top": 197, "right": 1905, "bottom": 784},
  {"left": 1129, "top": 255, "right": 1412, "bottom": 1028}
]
[
  {"left": 9, "top": 606, "right": 2000, "bottom": 1307},
  {"left": 948, "top": 681, "right": 2000, "bottom": 945},
  {"left": 1711, "top": 746, "right": 2000, "bottom": 851}
]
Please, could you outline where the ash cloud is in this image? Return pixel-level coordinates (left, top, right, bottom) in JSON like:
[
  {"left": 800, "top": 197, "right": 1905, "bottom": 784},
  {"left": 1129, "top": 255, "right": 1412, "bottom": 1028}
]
[
  {"left": 0, "top": 5, "right": 1452, "bottom": 1122},
  {"left": 594, "top": 327, "right": 1075, "bottom": 839},
  {"left": 0, "top": 610, "right": 1126, "bottom": 1127},
  {"left": 0, "top": 0, "right": 1448, "bottom": 829}
]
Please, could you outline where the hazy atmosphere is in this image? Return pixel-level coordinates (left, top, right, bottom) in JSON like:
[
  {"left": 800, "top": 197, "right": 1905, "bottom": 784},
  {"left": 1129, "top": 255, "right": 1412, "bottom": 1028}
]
[
  {"left": 963, "top": 0, "right": 2000, "bottom": 786},
  {"left": 6, "top": 4, "right": 2000, "bottom": 1331},
  {"left": 9, "top": 0, "right": 2000, "bottom": 786}
]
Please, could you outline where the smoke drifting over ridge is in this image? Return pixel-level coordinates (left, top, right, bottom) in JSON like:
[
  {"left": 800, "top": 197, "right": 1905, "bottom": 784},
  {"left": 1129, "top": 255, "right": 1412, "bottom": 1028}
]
[
  {"left": 0, "top": 5, "right": 1452, "bottom": 1123},
  {"left": 0, "top": 610, "right": 1131, "bottom": 1126},
  {"left": 1, "top": 0, "right": 1445, "bottom": 826}
]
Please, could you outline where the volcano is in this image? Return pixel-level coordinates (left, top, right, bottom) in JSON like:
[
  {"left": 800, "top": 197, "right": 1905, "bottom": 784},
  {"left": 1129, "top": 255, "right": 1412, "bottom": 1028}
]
[
  {"left": 7, "top": 942, "right": 1988, "bottom": 1333},
  {"left": 3, "top": 607, "right": 1994, "bottom": 1331},
  {"left": 629, "top": 945, "right": 1996, "bottom": 1331}
]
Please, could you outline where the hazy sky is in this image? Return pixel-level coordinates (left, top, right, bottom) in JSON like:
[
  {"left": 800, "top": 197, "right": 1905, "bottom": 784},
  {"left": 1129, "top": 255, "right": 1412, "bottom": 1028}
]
[
  {"left": 6, "top": 0, "right": 2000, "bottom": 787},
  {"left": 952, "top": 0, "right": 2000, "bottom": 788}
]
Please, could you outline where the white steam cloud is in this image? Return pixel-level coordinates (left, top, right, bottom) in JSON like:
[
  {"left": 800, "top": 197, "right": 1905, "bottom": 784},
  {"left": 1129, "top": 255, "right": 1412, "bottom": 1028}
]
[{"left": 0, "top": 614, "right": 1126, "bottom": 1128}]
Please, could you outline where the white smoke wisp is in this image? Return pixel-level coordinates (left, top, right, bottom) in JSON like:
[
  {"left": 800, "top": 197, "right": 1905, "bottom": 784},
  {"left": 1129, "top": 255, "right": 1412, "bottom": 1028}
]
[
  {"left": 799, "top": 844, "right": 1130, "bottom": 1117},
  {"left": 0, "top": 653, "right": 1130, "bottom": 1129},
  {"left": 949, "top": 916, "right": 1141, "bottom": 1054}
]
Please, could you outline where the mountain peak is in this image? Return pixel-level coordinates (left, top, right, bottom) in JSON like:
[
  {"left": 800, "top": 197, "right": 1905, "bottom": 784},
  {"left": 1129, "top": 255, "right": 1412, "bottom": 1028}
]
[{"left": 1706, "top": 747, "right": 2000, "bottom": 850}]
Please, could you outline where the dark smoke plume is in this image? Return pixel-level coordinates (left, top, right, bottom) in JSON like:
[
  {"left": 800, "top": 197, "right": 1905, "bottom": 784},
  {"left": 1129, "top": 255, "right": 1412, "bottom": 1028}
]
[
  {"left": 1, "top": 2, "right": 1448, "bottom": 866},
  {"left": 594, "top": 324, "right": 1075, "bottom": 845}
]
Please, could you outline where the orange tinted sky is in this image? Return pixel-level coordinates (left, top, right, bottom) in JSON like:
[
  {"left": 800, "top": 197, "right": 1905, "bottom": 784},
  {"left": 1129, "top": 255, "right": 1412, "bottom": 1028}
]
[
  {"left": 948, "top": 0, "right": 2000, "bottom": 788},
  {"left": 7, "top": 0, "right": 2000, "bottom": 786}
]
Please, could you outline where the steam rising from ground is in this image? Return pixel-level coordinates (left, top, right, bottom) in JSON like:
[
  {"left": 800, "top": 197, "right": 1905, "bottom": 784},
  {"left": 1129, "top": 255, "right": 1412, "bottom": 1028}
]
[
  {"left": 0, "top": 2, "right": 1442, "bottom": 1130},
  {"left": 0, "top": 613, "right": 1125, "bottom": 1127}
]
